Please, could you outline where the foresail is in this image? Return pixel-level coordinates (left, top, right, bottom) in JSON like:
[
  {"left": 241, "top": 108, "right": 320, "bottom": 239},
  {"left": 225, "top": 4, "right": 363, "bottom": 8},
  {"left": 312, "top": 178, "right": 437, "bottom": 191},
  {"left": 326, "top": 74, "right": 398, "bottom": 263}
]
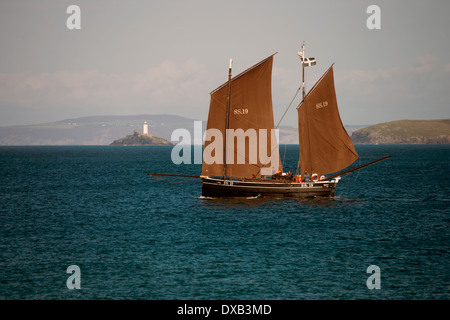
[
  {"left": 202, "top": 55, "right": 282, "bottom": 178},
  {"left": 297, "top": 65, "right": 358, "bottom": 177}
]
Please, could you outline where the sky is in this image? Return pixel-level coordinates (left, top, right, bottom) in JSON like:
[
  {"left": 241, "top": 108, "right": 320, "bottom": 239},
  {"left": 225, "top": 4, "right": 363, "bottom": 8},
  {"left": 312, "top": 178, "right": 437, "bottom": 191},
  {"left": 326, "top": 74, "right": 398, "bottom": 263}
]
[{"left": 0, "top": 0, "right": 449, "bottom": 127}]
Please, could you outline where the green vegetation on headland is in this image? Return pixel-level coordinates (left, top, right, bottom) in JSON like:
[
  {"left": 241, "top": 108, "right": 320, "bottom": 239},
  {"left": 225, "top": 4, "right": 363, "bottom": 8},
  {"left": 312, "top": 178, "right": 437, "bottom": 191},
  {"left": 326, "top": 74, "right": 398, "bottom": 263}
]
[
  {"left": 351, "top": 119, "right": 450, "bottom": 144},
  {"left": 109, "top": 130, "right": 172, "bottom": 146}
]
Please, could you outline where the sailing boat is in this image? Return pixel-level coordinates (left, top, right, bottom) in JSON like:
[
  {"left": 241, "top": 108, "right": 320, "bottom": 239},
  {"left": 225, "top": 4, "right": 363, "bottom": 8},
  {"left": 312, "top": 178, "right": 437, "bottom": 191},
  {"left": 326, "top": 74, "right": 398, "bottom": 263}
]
[{"left": 147, "top": 45, "right": 390, "bottom": 198}]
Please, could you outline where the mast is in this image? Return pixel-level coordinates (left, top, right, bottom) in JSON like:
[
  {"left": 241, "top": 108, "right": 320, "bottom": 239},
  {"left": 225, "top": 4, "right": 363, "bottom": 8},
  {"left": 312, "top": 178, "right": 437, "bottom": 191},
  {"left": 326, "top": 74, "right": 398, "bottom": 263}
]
[
  {"left": 223, "top": 58, "right": 232, "bottom": 179},
  {"left": 302, "top": 43, "right": 305, "bottom": 100},
  {"left": 302, "top": 43, "right": 312, "bottom": 175},
  {"left": 297, "top": 43, "right": 307, "bottom": 175}
]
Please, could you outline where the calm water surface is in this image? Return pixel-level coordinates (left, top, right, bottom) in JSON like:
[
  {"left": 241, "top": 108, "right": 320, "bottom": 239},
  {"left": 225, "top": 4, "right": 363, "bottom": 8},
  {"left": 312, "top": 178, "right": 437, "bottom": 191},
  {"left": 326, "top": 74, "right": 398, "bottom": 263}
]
[{"left": 0, "top": 145, "right": 448, "bottom": 299}]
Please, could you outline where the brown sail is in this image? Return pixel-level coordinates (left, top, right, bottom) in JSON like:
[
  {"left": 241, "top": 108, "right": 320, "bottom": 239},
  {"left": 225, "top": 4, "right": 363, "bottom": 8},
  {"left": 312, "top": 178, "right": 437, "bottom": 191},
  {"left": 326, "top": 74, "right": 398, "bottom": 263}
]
[
  {"left": 297, "top": 65, "right": 358, "bottom": 177},
  {"left": 202, "top": 55, "right": 282, "bottom": 178}
]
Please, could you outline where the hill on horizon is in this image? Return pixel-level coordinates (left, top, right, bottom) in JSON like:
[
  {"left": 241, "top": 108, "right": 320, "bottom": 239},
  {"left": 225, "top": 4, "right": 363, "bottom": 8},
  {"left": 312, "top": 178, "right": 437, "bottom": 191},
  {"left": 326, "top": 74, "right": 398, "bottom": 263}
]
[
  {"left": 0, "top": 114, "right": 204, "bottom": 146},
  {"left": 0, "top": 114, "right": 450, "bottom": 146},
  {"left": 1, "top": 114, "right": 364, "bottom": 146},
  {"left": 4, "top": 113, "right": 437, "bottom": 146},
  {"left": 351, "top": 119, "right": 450, "bottom": 144}
]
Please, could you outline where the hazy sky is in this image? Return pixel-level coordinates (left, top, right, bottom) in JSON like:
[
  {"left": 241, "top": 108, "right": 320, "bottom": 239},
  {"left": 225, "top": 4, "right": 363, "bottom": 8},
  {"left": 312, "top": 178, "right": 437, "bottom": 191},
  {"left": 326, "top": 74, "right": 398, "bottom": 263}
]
[{"left": 0, "top": 0, "right": 449, "bottom": 127}]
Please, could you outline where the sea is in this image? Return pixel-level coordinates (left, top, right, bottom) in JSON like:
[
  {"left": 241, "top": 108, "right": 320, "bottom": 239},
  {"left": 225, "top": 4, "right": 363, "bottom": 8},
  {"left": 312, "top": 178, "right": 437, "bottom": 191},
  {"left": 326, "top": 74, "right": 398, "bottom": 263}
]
[{"left": 0, "top": 144, "right": 448, "bottom": 300}]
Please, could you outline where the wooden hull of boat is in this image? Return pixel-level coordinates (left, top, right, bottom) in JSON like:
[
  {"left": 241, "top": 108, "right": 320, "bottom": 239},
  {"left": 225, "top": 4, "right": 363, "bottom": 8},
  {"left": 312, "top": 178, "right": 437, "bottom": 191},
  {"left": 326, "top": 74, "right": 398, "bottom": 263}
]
[{"left": 201, "top": 177, "right": 339, "bottom": 198}]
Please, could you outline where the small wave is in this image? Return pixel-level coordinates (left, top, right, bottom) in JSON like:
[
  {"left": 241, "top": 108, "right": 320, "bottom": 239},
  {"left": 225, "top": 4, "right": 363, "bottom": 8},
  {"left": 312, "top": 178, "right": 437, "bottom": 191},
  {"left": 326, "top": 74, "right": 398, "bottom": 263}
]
[
  {"left": 198, "top": 194, "right": 262, "bottom": 200},
  {"left": 198, "top": 195, "right": 214, "bottom": 200}
]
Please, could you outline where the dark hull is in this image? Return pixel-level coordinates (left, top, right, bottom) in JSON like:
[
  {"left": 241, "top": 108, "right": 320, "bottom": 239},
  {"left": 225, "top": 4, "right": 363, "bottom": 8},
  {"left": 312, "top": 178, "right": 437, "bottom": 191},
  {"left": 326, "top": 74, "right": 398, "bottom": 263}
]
[{"left": 201, "top": 177, "right": 339, "bottom": 198}]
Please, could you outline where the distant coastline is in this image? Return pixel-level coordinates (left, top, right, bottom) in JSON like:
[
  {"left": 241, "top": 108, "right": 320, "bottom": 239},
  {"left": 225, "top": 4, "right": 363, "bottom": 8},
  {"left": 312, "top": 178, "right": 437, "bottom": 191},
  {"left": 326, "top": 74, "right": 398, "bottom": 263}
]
[
  {"left": 351, "top": 119, "right": 450, "bottom": 144},
  {"left": 0, "top": 114, "right": 192, "bottom": 146},
  {"left": 0, "top": 115, "right": 449, "bottom": 146}
]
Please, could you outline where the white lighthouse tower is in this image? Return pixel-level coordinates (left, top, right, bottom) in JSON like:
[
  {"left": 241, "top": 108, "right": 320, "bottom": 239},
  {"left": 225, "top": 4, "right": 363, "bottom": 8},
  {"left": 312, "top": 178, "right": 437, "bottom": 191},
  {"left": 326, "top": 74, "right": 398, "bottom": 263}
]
[{"left": 143, "top": 121, "right": 148, "bottom": 135}]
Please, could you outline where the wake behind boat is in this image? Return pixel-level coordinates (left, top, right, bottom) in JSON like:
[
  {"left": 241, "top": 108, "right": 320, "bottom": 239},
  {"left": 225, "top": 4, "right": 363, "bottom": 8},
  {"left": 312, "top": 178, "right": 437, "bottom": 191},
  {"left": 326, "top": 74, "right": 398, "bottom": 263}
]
[{"left": 147, "top": 44, "right": 390, "bottom": 198}]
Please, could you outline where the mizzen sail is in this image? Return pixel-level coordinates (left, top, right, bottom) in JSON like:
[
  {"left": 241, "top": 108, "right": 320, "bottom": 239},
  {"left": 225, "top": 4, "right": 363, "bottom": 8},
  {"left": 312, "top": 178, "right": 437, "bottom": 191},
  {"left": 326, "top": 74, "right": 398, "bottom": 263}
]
[
  {"left": 202, "top": 55, "right": 282, "bottom": 178},
  {"left": 297, "top": 65, "right": 358, "bottom": 176}
]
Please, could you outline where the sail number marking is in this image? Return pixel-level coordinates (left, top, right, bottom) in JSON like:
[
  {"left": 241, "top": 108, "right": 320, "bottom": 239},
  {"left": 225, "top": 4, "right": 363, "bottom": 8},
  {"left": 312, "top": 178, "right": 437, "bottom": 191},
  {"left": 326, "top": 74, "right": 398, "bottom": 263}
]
[
  {"left": 315, "top": 101, "right": 328, "bottom": 109},
  {"left": 234, "top": 108, "right": 249, "bottom": 115}
]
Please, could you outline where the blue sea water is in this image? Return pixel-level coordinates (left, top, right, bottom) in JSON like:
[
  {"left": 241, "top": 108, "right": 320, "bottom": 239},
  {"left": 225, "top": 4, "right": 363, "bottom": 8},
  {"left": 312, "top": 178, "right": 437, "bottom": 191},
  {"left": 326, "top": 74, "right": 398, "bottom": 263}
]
[{"left": 0, "top": 145, "right": 448, "bottom": 300}]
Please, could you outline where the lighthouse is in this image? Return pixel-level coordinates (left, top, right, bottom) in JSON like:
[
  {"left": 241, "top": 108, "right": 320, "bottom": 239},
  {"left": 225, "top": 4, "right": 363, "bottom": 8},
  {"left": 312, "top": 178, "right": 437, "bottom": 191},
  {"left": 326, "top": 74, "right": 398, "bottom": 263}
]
[{"left": 143, "top": 121, "right": 148, "bottom": 135}]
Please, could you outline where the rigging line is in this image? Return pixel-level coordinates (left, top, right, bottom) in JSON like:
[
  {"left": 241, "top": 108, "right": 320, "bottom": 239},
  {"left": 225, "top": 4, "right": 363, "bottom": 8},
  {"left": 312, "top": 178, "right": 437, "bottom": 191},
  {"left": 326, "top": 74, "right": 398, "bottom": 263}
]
[
  {"left": 257, "top": 84, "right": 303, "bottom": 171},
  {"left": 339, "top": 168, "right": 361, "bottom": 186},
  {"left": 295, "top": 56, "right": 305, "bottom": 176},
  {"left": 275, "top": 85, "right": 302, "bottom": 129},
  {"left": 276, "top": 86, "right": 301, "bottom": 170},
  {"left": 276, "top": 85, "right": 302, "bottom": 169}
]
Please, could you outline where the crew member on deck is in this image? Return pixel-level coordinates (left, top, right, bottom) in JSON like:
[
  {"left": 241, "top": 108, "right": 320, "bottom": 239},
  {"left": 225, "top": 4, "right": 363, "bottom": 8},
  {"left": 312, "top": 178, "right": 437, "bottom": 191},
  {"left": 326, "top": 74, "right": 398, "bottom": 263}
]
[
  {"left": 303, "top": 172, "right": 311, "bottom": 182},
  {"left": 272, "top": 170, "right": 282, "bottom": 180}
]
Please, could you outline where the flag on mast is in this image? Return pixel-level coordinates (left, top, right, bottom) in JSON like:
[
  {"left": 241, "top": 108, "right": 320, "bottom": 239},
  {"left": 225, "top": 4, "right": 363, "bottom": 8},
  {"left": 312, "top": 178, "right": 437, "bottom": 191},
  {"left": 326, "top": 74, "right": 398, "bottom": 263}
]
[{"left": 297, "top": 51, "right": 316, "bottom": 67}]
